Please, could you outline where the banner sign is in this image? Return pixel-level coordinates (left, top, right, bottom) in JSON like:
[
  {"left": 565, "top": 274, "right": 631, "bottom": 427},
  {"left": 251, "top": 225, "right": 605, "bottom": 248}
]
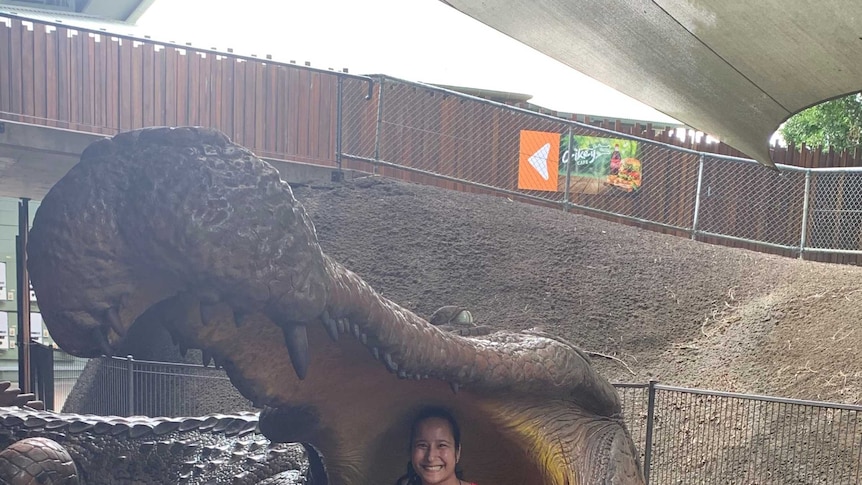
[
  {"left": 517, "top": 131, "right": 643, "bottom": 195},
  {"left": 561, "top": 135, "right": 641, "bottom": 194},
  {"left": 517, "top": 130, "right": 561, "bottom": 192}
]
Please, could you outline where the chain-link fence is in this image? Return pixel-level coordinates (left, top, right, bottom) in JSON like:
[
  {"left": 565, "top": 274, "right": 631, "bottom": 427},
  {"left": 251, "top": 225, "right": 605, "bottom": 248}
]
[
  {"left": 81, "top": 356, "right": 251, "bottom": 417},
  {"left": 75, "top": 357, "right": 862, "bottom": 484},
  {"left": 339, "top": 76, "right": 862, "bottom": 258},
  {"left": 644, "top": 383, "right": 862, "bottom": 485}
]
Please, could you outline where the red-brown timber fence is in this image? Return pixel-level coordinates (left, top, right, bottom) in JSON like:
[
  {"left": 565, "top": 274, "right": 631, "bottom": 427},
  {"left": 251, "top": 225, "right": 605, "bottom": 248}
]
[{"left": 3, "top": 14, "right": 862, "bottom": 265}]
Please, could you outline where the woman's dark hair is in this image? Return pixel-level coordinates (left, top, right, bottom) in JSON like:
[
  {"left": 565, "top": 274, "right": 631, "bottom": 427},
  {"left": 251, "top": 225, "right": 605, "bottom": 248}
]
[
  {"left": 408, "top": 406, "right": 462, "bottom": 452},
  {"left": 395, "top": 406, "right": 465, "bottom": 485}
]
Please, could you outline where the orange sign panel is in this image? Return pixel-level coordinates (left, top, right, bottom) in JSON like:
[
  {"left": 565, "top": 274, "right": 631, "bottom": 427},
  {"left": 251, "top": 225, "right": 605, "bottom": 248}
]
[{"left": 518, "top": 130, "right": 560, "bottom": 191}]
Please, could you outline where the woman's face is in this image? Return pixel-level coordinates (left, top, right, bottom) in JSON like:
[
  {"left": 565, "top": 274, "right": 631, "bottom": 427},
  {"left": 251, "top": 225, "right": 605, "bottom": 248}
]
[{"left": 411, "top": 417, "right": 461, "bottom": 485}]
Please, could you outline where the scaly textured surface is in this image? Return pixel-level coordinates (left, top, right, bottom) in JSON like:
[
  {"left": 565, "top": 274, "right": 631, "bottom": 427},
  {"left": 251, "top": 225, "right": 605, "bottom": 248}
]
[
  {"left": 0, "top": 407, "right": 305, "bottom": 485},
  {"left": 28, "top": 127, "right": 643, "bottom": 485}
]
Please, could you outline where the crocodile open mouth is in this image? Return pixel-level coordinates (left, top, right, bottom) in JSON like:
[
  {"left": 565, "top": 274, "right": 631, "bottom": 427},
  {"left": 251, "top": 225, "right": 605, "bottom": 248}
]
[{"left": 28, "top": 127, "right": 643, "bottom": 485}]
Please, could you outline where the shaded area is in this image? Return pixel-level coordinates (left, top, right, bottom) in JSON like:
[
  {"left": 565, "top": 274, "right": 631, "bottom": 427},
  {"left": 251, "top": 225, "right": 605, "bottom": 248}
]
[{"left": 442, "top": 1, "right": 862, "bottom": 167}]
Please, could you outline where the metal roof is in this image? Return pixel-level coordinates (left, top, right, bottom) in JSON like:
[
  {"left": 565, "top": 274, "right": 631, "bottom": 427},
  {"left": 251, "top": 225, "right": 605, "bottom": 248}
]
[
  {"left": 0, "top": 0, "right": 153, "bottom": 23},
  {"left": 441, "top": 0, "right": 862, "bottom": 169}
]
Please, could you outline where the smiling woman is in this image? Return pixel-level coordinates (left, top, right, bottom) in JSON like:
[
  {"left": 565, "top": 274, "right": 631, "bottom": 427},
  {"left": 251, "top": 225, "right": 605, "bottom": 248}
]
[{"left": 397, "top": 407, "right": 478, "bottom": 485}]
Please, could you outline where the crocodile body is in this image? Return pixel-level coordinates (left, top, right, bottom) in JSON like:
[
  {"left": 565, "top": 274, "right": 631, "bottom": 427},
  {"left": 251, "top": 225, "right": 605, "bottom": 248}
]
[
  {"left": 0, "top": 407, "right": 306, "bottom": 484},
  {"left": 28, "top": 127, "right": 644, "bottom": 484}
]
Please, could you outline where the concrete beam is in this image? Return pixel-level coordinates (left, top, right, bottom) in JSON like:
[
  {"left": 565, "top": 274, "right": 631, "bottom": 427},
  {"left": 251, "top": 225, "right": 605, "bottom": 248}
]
[
  {"left": 0, "top": 121, "right": 106, "bottom": 201},
  {"left": 0, "top": 121, "right": 367, "bottom": 201}
]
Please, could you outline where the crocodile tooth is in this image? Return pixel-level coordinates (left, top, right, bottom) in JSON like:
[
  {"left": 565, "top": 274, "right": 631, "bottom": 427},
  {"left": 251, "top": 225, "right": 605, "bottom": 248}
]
[
  {"left": 450, "top": 382, "right": 460, "bottom": 394},
  {"left": 351, "top": 323, "right": 361, "bottom": 339},
  {"left": 201, "top": 351, "right": 214, "bottom": 368},
  {"left": 370, "top": 347, "right": 380, "bottom": 360},
  {"left": 398, "top": 370, "right": 408, "bottom": 379},
  {"left": 337, "top": 318, "right": 348, "bottom": 334},
  {"left": 321, "top": 310, "right": 339, "bottom": 342},
  {"left": 383, "top": 352, "right": 398, "bottom": 373},
  {"left": 104, "top": 307, "right": 127, "bottom": 337},
  {"left": 281, "top": 324, "right": 309, "bottom": 380}
]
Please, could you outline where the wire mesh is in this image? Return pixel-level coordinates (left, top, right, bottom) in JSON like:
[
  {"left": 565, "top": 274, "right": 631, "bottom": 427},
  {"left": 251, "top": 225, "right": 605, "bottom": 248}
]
[
  {"left": 341, "top": 76, "right": 379, "bottom": 165},
  {"left": 565, "top": 137, "right": 700, "bottom": 229},
  {"left": 807, "top": 171, "right": 862, "bottom": 251},
  {"left": 614, "top": 383, "right": 651, "bottom": 472},
  {"left": 87, "top": 356, "right": 251, "bottom": 417},
  {"left": 340, "top": 75, "right": 862, "bottom": 257},
  {"left": 647, "top": 387, "right": 862, "bottom": 484},
  {"left": 74, "top": 358, "right": 862, "bottom": 483},
  {"left": 52, "top": 350, "right": 88, "bottom": 411},
  {"left": 131, "top": 359, "right": 251, "bottom": 417},
  {"left": 696, "top": 156, "right": 807, "bottom": 248}
]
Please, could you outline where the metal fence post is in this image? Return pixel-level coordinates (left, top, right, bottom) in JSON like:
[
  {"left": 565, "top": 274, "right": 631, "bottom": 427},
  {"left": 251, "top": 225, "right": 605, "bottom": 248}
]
[
  {"left": 126, "top": 355, "right": 134, "bottom": 416},
  {"left": 799, "top": 169, "right": 812, "bottom": 258},
  {"left": 373, "top": 77, "right": 385, "bottom": 175},
  {"left": 690, "top": 153, "right": 706, "bottom": 240},
  {"left": 643, "top": 380, "right": 658, "bottom": 484},
  {"left": 335, "top": 76, "right": 344, "bottom": 176},
  {"left": 562, "top": 126, "right": 573, "bottom": 211}
]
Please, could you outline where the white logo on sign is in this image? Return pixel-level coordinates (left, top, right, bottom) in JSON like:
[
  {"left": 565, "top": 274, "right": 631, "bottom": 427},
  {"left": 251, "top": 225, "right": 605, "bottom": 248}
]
[{"left": 528, "top": 143, "right": 551, "bottom": 180}]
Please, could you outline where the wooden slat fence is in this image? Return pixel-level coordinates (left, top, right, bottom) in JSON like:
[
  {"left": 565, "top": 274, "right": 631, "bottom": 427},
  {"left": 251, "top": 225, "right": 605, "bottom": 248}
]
[
  {"left": 0, "top": 15, "right": 344, "bottom": 165},
  {"left": 4, "top": 14, "right": 862, "bottom": 266}
]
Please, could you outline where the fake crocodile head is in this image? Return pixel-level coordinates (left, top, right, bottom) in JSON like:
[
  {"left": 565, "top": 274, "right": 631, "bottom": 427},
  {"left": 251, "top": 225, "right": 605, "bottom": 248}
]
[{"left": 28, "top": 127, "right": 643, "bottom": 485}]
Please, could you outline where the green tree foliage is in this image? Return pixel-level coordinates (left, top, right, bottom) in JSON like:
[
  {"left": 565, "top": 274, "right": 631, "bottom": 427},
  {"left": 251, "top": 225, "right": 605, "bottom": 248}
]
[{"left": 781, "top": 93, "right": 862, "bottom": 151}]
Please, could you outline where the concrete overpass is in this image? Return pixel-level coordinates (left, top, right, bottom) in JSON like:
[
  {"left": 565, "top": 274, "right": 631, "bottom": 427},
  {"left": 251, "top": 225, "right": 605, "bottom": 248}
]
[{"left": 0, "top": 120, "right": 362, "bottom": 202}]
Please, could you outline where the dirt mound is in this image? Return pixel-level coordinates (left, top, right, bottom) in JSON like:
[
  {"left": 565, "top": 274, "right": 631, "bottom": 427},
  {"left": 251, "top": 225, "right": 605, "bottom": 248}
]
[{"left": 292, "top": 176, "right": 862, "bottom": 405}]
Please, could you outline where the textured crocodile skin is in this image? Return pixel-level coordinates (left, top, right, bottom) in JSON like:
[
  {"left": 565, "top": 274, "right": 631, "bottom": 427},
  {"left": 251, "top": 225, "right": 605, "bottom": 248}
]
[{"left": 0, "top": 407, "right": 305, "bottom": 485}]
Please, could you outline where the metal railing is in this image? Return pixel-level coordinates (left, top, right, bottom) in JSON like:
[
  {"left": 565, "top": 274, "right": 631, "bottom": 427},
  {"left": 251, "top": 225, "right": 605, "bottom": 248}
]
[
  {"left": 621, "top": 382, "right": 862, "bottom": 484},
  {"left": 338, "top": 76, "right": 862, "bottom": 258},
  {"left": 85, "top": 355, "right": 251, "bottom": 417},
  {"left": 77, "top": 357, "right": 862, "bottom": 484}
]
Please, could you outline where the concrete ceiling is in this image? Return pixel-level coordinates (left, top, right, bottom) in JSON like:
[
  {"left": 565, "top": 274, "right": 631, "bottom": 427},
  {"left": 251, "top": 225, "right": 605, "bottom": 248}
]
[
  {"left": 442, "top": 0, "right": 862, "bottom": 169},
  {"left": 0, "top": 121, "right": 105, "bottom": 201},
  {"left": 0, "top": 0, "right": 154, "bottom": 23},
  {"left": 0, "top": 121, "right": 358, "bottom": 202}
]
